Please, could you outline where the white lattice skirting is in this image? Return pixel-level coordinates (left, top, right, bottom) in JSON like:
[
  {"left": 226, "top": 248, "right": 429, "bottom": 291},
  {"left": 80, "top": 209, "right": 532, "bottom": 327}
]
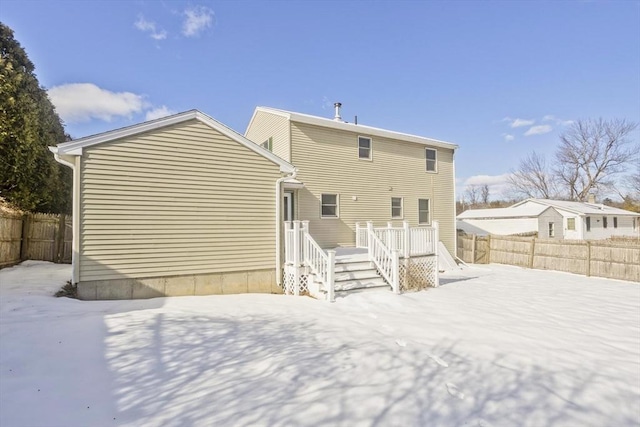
[
  {"left": 282, "top": 265, "right": 309, "bottom": 295},
  {"left": 400, "top": 255, "right": 438, "bottom": 292}
]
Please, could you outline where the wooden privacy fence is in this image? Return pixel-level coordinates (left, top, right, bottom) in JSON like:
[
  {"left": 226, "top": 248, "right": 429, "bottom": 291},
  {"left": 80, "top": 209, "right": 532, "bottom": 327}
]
[
  {"left": 457, "top": 234, "right": 639, "bottom": 283},
  {"left": 0, "top": 213, "right": 72, "bottom": 268}
]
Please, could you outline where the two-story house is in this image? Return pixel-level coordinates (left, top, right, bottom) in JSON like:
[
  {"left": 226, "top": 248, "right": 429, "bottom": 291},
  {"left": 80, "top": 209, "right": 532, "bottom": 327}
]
[
  {"left": 245, "top": 105, "right": 458, "bottom": 255},
  {"left": 51, "top": 106, "right": 457, "bottom": 300}
]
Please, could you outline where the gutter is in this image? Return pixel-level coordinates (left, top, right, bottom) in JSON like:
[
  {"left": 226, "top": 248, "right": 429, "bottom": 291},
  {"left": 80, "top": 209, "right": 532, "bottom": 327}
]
[
  {"left": 275, "top": 168, "right": 298, "bottom": 286},
  {"left": 50, "top": 147, "right": 79, "bottom": 284}
]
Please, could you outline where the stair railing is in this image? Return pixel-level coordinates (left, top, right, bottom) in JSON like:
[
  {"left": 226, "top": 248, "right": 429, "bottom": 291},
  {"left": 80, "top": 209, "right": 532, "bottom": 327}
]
[
  {"left": 366, "top": 222, "right": 400, "bottom": 294},
  {"left": 303, "top": 231, "right": 335, "bottom": 302}
]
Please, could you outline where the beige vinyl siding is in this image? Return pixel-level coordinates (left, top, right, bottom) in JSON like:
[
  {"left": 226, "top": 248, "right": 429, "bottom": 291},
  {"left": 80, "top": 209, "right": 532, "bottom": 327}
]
[
  {"left": 245, "top": 111, "right": 291, "bottom": 162},
  {"left": 79, "top": 119, "right": 281, "bottom": 282},
  {"left": 290, "top": 122, "right": 456, "bottom": 254}
]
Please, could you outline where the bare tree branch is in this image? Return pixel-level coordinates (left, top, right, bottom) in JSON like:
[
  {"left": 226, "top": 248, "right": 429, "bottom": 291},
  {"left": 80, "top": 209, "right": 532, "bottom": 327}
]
[
  {"left": 554, "top": 118, "right": 638, "bottom": 201},
  {"left": 507, "top": 151, "right": 558, "bottom": 199}
]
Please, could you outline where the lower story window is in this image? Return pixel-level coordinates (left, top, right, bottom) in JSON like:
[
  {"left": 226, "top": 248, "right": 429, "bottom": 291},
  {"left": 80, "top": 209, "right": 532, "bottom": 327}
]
[
  {"left": 418, "top": 198, "right": 430, "bottom": 224},
  {"left": 586, "top": 217, "right": 591, "bottom": 232},
  {"left": 613, "top": 217, "right": 618, "bottom": 228},
  {"left": 567, "top": 218, "right": 576, "bottom": 231},
  {"left": 391, "top": 197, "right": 403, "bottom": 219},
  {"left": 548, "top": 222, "right": 555, "bottom": 237},
  {"left": 321, "top": 194, "right": 339, "bottom": 218}
]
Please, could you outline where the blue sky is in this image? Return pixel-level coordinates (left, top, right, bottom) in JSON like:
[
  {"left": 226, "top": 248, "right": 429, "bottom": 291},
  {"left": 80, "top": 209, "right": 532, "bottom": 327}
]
[{"left": 3, "top": 0, "right": 639, "bottom": 199}]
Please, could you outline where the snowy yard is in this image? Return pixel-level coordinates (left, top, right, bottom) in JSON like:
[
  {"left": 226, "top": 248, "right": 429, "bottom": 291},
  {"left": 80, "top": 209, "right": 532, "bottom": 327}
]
[{"left": 1, "top": 262, "right": 639, "bottom": 427}]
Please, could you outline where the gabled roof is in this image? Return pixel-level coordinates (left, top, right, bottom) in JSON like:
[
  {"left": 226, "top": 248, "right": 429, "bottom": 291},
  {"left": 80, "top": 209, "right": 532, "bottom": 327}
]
[
  {"left": 457, "top": 204, "right": 553, "bottom": 220},
  {"left": 512, "top": 198, "right": 640, "bottom": 217},
  {"left": 51, "top": 110, "right": 295, "bottom": 173},
  {"left": 248, "top": 106, "right": 459, "bottom": 151}
]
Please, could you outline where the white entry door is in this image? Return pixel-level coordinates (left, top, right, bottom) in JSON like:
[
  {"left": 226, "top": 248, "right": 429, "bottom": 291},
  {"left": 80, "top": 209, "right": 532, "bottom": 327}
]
[{"left": 283, "top": 192, "right": 294, "bottom": 221}]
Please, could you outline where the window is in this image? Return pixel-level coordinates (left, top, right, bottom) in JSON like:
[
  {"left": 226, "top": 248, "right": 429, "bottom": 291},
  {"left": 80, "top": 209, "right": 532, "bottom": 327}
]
[
  {"left": 425, "top": 148, "right": 437, "bottom": 172},
  {"left": 567, "top": 218, "right": 576, "bottom": 231},
  {"left": 548, "top": 222, "right": 555, "bottom": 237},
  {"left": 358, "top": 136, "right": 371, "bottom": 160},
  {"left": 391, "top": 197, "right": 403, "bottom": 219},
  {"left": 418, "top": 199, "right": 430, "bottom": 224},
  {"left": 321, "top": 194, "right": 339, "bottom": 218},
  {"left": 613, "top": 217, "right": 618, "bottom": 228},
  {"left": 261, "top": 137, "right": 273, "bottom": 152},
  {"left": 586, "top": 216, "right": 591, "bottom": 232},
  {"left": 603, "top": 216, "right": 608, "bottom": 229}
]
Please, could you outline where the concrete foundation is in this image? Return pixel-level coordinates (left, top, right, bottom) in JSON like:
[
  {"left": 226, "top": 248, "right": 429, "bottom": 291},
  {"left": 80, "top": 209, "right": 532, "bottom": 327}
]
[{"left": 77, "top": 268, "right": 281, "bottom": 300}]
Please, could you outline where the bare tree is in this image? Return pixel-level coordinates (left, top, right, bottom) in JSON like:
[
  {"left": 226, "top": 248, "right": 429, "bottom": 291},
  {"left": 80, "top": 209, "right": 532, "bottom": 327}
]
[
  {"left": 464, "top": 185, "right": 480, "bottom": 206},
  {"left": 507, "top": 151, "right": 558, "bottom": 199},
  {"left": 555, "top": 118, "right": 638, "bottom": 201},
  {"left": 480, "top": 184, "right": 490, "bottom": 205}
]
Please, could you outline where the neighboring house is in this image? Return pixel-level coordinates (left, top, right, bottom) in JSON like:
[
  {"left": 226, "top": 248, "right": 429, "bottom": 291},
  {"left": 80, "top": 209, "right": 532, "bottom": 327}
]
[
  {"left": 245, "top": 105, "right": 458, "bottom": 255},
  {"left": 457, "top": 205, "right": 564, "bottom": 238},
  {"left": 511, "top": 198, "right": 640, "bottom": 240},
  {"left": 52, "top": 106, "right": 458, "bottom": 300}
]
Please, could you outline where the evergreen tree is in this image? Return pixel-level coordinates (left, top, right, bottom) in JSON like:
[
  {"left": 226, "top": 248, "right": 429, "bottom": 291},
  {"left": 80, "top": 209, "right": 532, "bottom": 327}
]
[{"left": 0, "top": 22, "right": 71, "bottom": 214}]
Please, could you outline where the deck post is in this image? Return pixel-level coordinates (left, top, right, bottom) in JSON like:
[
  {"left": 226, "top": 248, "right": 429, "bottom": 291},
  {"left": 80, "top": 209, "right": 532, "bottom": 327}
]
[
  {"left": 355, "top": 222, "right": 361, "bottom": 248},
  {"left": 433, "top": 221, "right": 439, "bottom": 287},
  {"left": 327, "top": 250, "right": 336, "bottom": 302},
  {"left": 366, "top": 221, "right": 374, "bottom": 262},
  {"left": 301, "top": 220, "right": 309, "bottom": 263},
  {"left": 403, "top": 221, "right": 410, "bottom": 259},
  {"left": 392, "top": 249, "right": 400, "bottom": 294},
  {"left": 293, "top": 220, "right": 301, "bottom": 296}
]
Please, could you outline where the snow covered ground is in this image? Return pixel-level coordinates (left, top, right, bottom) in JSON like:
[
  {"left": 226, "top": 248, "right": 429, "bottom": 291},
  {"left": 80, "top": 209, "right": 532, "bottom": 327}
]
[{"left": 1, "top": 261, "right": 639, "bottom": 427}]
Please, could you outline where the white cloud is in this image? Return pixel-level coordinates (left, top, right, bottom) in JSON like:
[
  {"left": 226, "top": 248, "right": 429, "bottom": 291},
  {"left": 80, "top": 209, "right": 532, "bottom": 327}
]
[
  {"left": 48, "top": 83, "right": 147, "bottom": 123},
  {"left": 461, "top": 174, "right": 512, "bottom": 199},
  {"left": 503, "top": 133, "right": 515, "bottom": 142},
  {"left": 524, "top": 124, "right": 553, "bottom": 136},
  {"left": 543, "top": 115, "right": 573, "bottom": 126},
  {"left": 145, "top": 106, "right": 177, "bottom": 121},
  {"left": 134, "top": 15, "right": 167, "bottom": 40},
  {"left": 510, "top": 118, "right": 535, "bottom": 128},
  {"left": 182, "top": 6, "right": 214, "bottom": 37}
]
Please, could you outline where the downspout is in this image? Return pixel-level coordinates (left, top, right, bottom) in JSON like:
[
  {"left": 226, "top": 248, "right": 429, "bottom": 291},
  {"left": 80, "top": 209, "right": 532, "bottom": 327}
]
[
  {"left": 275, "top": 168, "right": 298, "bottom": 286},
  {"left": 51, "top": 149, "right": 79, "bottom": 284}
]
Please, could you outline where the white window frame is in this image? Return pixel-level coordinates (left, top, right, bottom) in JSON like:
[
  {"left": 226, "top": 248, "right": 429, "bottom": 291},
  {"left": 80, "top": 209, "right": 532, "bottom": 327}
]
[
  {"left": 391, "top": 197, "right": 403, "bottom": 219},
  {"left": 567, "top": 217, "right": 576, "bottom": 231},
  {"left": 320, "top": 193, "right": 339, "bottom": 219},
  {"left": 261, "top": 137, "right": 273, "bottom": 152},
  {"left": 425, "top": 148, "right": 437, "bottom": 173},
  {"left": 418, "top": 198, "right": 431, "bottom": 225},
  {"left": 358, "top": 136, "right": 372, "bottom": 160}
]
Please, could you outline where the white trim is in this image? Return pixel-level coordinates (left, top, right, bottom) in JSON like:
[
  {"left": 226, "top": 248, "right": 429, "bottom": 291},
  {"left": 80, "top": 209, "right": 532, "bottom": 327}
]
[
  {"left": 55, "top": 110, "right": 295, "bottom": 174},
  {"left": 254, "top": 106, "right": 459, "bottom": 150}
]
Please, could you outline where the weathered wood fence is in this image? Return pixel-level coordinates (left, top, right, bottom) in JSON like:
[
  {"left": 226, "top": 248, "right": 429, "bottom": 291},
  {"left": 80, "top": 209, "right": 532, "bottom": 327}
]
[
  {"left": 457, "top": 234, "right": 639, "bottom": 283},
  {"left": 0, "top": 213, "right": 72, "bottom": 268}
]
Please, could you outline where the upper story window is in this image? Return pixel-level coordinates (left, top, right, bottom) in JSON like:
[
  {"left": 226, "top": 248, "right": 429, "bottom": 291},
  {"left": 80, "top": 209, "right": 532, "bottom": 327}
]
[
  {"left": 261, "top": 137, "right": 273, "bottom": 152},
  {"left": 321, "top": 194, "right": 339, "bottom": 218},
  {"left": 567, "top": 218, "right": 576, "bottom": 231},
  {"left": 391, "top": 197, "right": 403, "bottom": 219},
  {"left": 418, "top": 198, "right": 431, "bottom": 224},
  {"left": 425, "top": 148, "right": 437, "bottom": 172},
  {"left": 603, "top": 216, "right": 608, "bottom": 229},
  {"left": 613, "top": 217, "right": 618, "bottom": 228},
  {"left": 358, "top": 136, "right": 372, "bottom": 160}
]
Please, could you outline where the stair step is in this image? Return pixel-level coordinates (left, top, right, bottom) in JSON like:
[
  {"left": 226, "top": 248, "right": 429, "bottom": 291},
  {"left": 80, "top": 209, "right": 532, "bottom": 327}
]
[
  {"left": 334, "top": 260, "right": 373, "bottom": 273},
  {"left": 335, "top": 278, "right": 389, "bottom": 292},
  {"left": 334, "top": 269, "right": 380, "bottom": 282}
]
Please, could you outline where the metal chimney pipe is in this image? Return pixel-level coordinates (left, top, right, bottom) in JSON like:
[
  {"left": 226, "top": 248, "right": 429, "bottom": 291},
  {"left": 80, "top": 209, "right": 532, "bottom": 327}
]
[{"left": 333, "top": 102, "right": 342, "bottom": 121}]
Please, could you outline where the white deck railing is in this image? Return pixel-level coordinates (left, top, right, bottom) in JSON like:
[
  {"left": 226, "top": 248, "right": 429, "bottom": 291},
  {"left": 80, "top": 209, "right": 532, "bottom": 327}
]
[
  {"left": 367, "top": 230, "right": 400, "bottom": 294},
  {"left": 303, "top": 233, "right": 335, "bottom": 302},
  {"left": 356, "top": 221, "right": 438, "bottom": 257}
]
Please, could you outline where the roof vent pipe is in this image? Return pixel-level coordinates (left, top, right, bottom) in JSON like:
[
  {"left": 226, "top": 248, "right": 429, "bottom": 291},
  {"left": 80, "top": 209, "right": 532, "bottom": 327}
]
[{"left": 333, "top": 102, "right": 343, "bottom": 122}]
